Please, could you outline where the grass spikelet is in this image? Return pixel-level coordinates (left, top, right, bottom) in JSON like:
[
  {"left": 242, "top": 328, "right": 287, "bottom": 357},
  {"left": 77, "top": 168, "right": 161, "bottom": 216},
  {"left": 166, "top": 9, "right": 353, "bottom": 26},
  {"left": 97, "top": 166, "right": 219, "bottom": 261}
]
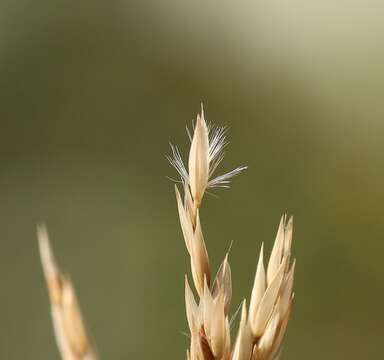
[{"left": 37, "top": 225, "right": 98, "bottom": 360}]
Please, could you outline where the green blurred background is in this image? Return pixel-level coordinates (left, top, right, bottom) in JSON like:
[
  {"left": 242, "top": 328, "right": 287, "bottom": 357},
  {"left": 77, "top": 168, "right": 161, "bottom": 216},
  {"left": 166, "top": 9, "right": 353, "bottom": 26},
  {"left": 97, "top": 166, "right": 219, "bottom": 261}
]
[{"left": 1, "top": 0, "right": 383, "bottom": 359}]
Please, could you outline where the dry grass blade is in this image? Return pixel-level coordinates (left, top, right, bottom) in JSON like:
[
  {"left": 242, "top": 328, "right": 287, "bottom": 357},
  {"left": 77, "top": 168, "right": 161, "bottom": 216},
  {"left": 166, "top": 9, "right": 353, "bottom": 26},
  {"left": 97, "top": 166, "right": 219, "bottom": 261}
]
[
  {"left": 168, "top": 106, "right": 295, "bottom": 360},
  {"left": 37, "top": 225, "right": 98, "bottom": 360}
]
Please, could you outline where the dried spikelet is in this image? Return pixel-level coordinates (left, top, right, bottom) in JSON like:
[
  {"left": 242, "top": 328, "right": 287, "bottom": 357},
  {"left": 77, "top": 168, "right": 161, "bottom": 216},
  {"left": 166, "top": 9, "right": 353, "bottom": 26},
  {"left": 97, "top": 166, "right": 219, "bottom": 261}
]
[
  {"left": 167, "top": 104, "right": 247, "bottom": 207},
  {"left": 37, "top": 225, "right": 98, "bottom": 360},
  {"left": 190, "top": 211, "right": 211, "bottom": 296},
  {"left": 232, "top": 301, "right": 253, "bottom": 360},
  {"left": 168, "top": 106, "right": 295, "bottom": 360},
  {"left": 248, "top": 215, "right": 295, "bottom": 359},
  {"left": 212, "top": 255, "right": 232, "bottom": 315},
  {"left": 188, "top": 110, "right": 210, "bottom": 207}
]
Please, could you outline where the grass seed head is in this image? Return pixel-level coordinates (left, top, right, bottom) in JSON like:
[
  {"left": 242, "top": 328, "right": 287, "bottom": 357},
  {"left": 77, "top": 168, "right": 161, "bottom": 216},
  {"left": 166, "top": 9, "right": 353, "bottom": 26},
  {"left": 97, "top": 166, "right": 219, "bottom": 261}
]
[
  {"left": 37, "top": 225, "right": 98, "bottom": 360},
  {"left": 168, "top": 106, "right": 295, "bottom": 360}
]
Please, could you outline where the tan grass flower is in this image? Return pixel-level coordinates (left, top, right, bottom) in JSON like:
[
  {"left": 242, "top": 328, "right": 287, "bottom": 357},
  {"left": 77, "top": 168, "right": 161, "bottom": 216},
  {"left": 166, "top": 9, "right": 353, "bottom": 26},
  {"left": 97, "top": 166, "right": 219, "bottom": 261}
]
[
  {"left": 169, "top": 106, "right": 295, "bottom": 360},
  {"left": 37, "top": 225, "right": 98, "bottom": 360},
  {"left": 247, "top": 215, "right": 295, "bottom": 360},
  {"left": 167, "top": 105, "right": 247, "bottom": 207}
]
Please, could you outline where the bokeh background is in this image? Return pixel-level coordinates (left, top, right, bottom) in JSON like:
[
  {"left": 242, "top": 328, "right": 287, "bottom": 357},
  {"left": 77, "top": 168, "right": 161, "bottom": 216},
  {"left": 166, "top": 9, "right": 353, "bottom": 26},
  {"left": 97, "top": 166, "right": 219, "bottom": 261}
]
[{"left": 1, "top": 1, "right": 383, "bottom": 359}]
